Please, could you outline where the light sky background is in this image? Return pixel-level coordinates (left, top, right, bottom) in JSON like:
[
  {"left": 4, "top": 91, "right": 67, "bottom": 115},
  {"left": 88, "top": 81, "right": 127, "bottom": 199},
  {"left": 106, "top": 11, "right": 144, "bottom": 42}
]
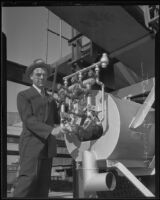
[{"left": 2, "top": 7, "right": 72, "bottom": 112}]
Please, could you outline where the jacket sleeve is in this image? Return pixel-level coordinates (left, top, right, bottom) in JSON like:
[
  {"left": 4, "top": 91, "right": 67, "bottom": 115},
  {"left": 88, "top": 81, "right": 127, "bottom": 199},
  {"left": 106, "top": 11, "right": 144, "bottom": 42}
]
[{"left": 17, "top": 92, "right": 53, "bottom": 140}]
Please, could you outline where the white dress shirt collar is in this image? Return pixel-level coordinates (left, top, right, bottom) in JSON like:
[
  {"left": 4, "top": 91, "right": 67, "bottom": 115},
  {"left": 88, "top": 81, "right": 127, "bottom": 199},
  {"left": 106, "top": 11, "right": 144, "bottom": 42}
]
[{"left": 32, "top": 84, "right": 43, "bottom": 95}]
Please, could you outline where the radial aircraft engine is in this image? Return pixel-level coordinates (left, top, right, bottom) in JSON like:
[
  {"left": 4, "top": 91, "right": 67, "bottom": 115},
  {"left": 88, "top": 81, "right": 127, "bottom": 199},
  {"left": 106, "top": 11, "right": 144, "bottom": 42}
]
[{"left": 56, "top": 53, "right": 155, "bottom": 197}]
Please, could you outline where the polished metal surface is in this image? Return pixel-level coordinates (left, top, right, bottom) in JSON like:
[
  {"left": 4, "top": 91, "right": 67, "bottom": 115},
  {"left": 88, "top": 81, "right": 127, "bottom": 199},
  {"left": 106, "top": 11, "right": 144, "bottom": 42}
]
[{"left": 64, "top": 91, "right": 155, "bottom": 165}]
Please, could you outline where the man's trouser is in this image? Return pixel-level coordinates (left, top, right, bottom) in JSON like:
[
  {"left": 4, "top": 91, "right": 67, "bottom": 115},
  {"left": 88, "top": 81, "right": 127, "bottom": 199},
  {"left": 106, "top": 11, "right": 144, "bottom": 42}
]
[{"left": 13, "top": 156, "right": 52, "bottom": 198}]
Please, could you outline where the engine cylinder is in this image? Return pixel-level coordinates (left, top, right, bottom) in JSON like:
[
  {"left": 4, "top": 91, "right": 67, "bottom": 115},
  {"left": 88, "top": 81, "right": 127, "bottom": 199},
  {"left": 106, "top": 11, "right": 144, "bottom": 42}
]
[{"left": 64, "top": 90, "right": 155, "bottom": 165}]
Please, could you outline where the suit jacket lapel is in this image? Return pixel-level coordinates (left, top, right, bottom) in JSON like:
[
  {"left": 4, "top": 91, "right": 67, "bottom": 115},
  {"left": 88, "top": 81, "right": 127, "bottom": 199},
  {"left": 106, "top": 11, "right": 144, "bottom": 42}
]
[{"left": 30, "top": 86, "right": 49, "bottom": 122}]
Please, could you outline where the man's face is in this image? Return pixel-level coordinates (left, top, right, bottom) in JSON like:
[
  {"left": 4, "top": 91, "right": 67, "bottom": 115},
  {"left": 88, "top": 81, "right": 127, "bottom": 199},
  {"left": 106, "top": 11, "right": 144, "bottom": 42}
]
[{"left": 30, "top": 67, "right": 48, "bottom": 89}]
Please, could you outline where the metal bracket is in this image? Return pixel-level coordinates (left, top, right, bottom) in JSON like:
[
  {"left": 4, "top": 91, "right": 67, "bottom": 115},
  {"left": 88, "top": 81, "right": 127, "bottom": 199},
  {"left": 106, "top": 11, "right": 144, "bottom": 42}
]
[
  {"left": 129, "top": 80, "right": 155, "bottom": 129},
  {"left": 106, "top": 160, "right": 155, "bottom": 197}
]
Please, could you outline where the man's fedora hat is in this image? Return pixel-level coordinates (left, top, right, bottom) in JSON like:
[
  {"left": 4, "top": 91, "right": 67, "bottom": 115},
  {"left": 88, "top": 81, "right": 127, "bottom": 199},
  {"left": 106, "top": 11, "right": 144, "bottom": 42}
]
[{"left": 26, "top": 59, "right": 52, "bottom": 78}]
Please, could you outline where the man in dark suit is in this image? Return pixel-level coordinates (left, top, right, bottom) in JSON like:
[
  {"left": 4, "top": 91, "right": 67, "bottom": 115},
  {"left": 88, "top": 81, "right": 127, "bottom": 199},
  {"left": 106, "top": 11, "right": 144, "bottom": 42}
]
[{"left": 13, "top": 59, "right": 68, "bottom": 198}]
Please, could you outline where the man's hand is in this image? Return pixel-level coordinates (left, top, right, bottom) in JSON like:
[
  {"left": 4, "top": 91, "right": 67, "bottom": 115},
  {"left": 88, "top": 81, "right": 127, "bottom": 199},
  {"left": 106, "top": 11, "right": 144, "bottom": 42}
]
[{"left": 51, "top": 124, "right": 70, "bottom": 136}]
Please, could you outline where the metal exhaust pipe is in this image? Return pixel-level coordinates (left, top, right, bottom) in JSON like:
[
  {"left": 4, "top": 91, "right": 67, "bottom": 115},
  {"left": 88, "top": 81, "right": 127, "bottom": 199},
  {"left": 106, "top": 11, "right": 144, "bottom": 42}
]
[{"left": 82, "top": 150, "right": 116, "bottom": 192}]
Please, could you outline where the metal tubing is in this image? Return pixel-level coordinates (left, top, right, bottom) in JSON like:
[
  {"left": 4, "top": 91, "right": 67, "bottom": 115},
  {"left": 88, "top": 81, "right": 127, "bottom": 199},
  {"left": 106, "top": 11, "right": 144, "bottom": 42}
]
[
  {"left": 63, "top": 61, "right": 101, "bottom": 81},
  {"left": 61, "top": 103, "right": 65, "bottom": 112},
  {"left": 96, "top": 79, "right": 105, "bottom": 121},
  {"left": 82, "top": 151, "right": 116, "bottom": 192},
  {"left": 67, "top": 78, "right": 95, "bottom": 91},
  {"left": 64, "top": 53, "right": 108, "bottom": 80},
  {"left": 87, "top": 95, "right": 91, "bottom": 105},
  {"left": 87, "top": 95, "right": 92, "bottom": 117}
]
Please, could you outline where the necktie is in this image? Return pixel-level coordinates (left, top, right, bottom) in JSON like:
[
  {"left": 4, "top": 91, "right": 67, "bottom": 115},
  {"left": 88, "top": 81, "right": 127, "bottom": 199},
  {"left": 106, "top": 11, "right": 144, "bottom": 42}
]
[
  {"left": 41, "top": 88, "right": 49, "bottom": 122},
  {"left": 41, "top": 89, "right": 45, "bottom": 97}
]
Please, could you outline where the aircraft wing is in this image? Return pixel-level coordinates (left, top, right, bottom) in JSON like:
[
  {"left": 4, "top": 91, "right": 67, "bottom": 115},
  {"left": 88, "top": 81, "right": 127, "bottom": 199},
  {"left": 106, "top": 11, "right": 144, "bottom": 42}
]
[{"left": 47, "top": 6, "right": 155, "bottom": 81}]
